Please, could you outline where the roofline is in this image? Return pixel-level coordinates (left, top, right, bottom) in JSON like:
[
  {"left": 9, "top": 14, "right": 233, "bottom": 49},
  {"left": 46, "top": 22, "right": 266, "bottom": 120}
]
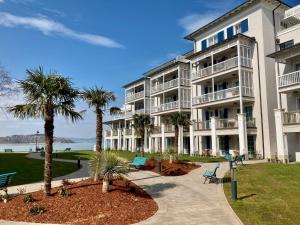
[
  {"left": 184, "top": 0, "right": 291, "bottom": 41},
  {"left": 267, "top": 42, "right": 300, "bottom": 58},
  {"left": 122, "top": 77, "right": 149, "bottom": 88},
  {"left": 186, "top": 33, "right": 255, "bottom": 60}
]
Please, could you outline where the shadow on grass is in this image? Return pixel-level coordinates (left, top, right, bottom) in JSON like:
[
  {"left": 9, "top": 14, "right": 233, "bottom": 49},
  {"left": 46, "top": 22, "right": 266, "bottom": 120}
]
[{"left": 238, "top": 193, "right": 257, "bottom": 200}]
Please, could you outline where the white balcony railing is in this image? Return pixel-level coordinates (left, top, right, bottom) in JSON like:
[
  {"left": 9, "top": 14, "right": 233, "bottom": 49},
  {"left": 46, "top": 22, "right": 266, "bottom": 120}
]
[
  {"left": 151, "top": 100, "right": 191, "bottom": 113},
  {"left": 278, "top": 70, "right": 300, "bottom": 88},
  {"left": 246, "top": 118, "right": 256, "bottom": 128},
  {"left": 192, "top": 56, "right": 252, "bottom": 81},
  {"left": 109, "top": 112, "right": 125, "bottom": 121},
  {"left": 151, "top": 78, "right": 190, "bottom": 93},
  {"left": 165, "top": 125, "right": 175, "bottom": 133},
  {"left": 216, "top": 118, "right": 238, "bottom": 129},
  {"left": 112, "top": 129, "right": 118, "bottom": 136},
  {"left": 193, "top": 121, "right": 210, "bottom": 130},
  {"left": 283, "top": 111, "right": 300, "bottom": 125},
  {"left": 125, "top": 129, "right": 132, "bottom": 135},
  {"left": 126, "top": 91, "right": 144, "bottom": 102},
  {"left": 284, "top": 4, "right": 300, "bottom": 19},
  {"left": 192, "top": 86, "right": 253, "bottom": 105}
]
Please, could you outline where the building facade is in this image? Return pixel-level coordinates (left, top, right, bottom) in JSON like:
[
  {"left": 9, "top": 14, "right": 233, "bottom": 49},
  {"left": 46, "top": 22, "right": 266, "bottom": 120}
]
[{"left": 104, "top": 0, "right": 300, "bottom": 162}]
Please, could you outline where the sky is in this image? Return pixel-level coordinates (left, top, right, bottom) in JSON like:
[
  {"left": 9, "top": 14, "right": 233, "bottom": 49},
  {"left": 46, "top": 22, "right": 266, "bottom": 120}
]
[{"left": 0, "top": 0, "right": 298, "bottom": 138}]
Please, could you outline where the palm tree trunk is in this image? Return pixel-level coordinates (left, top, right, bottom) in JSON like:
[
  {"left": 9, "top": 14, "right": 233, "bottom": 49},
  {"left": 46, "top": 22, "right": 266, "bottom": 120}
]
[
  {"left": 96, "top": 107, "right": 102, "bottom": 152},
  {"left": 141, "top": 133, "right": 145, "bottom": 157},
  {"left": 174, "top": 125, "right": 179, "bottom": 154},
  {"left": 102, "top": 179, "right": 109, "bottom": 193},
  {"left": 44, "top": 100, "right": 54, "bottom": 196}
]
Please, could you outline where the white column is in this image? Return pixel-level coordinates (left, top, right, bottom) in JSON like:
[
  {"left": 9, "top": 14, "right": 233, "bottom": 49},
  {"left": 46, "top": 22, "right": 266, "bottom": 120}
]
[
  {"left": 148, "top": 136, "right": 152, "bottom": 152},
  {"left": 237, "top": 39, "right": 244, "bottom": 114},
  {"left": 189, "top": 123, "right": 194, "bottom": 155},
  {"left": 199, "top": 136, "right": 203, "bottom": 156},
  {"left": 131, "top": 123, "right": 135, "bottom": 152},
  {"left": 161, "top": 123, "right": 165, "bottom": 152},
  {"left": 154, "top": 137, "right": 159, "bottom": 153},
  {"left": 110, "top": 128, "right": 113, "bottom": 149},
  {"left": 122, "top": 128, "right": 126, "bottom": 151},
  {"left": 211, "top": 117, "right": 219, "bottom": 156},
  {"left": 178, "top": 125, "right": 184, "bottom": 154},
  {"left": 117, "top": 128, "right": 122, "bottom": 150},
  {"left": 144, "top": 129, "right": 148, "bottom": 152},
  {"left": 274, "top": 109, "right": 288, "bottom": 162},
  {"left": 238, "top": 114, "right": 248, "bottom": 159}
]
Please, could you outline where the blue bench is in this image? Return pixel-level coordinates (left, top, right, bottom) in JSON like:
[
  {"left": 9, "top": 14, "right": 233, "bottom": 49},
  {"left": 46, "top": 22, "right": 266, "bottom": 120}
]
[
  {"left": 224, "top": 153, "right": 244, "bottom": 165},
  {"left": 0, "top": 172, "right": 17, "bottom": 195},
  {"left": 128, "top": 157, "right": 147, "bottom": 167},
  {"left": 203, "top": 163, "right": 220, "bottom": 184}
]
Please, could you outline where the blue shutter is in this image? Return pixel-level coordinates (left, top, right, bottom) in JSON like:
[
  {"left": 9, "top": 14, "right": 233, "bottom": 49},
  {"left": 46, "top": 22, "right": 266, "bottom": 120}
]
[
  {"left": 201, "top": 39, "right": 207, "bottom": 50},
  {"left": 241, "top": 19, "right": 249, "bottom": 33},
  {"left": 227, "top": 26, "right": 234, "bottom": 39},
  {"left": 217, "top": 31, "right": 224, "bottom": 43}
]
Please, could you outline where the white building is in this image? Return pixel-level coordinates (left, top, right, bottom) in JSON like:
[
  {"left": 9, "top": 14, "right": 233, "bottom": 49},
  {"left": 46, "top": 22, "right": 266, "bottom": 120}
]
[{"left": 104, "top": 0, "right": 300, "bottom": 162}]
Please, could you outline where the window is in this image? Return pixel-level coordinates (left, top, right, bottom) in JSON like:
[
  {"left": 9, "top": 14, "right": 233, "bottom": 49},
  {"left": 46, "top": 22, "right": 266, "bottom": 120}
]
[
  {"left": 247, "top": 136, "right": 256, "bottom": 157},
  {"left": 227, "top": 26, "right": 234, "bottom": 39},
  {"left": 244, "top": 106, "right": 253, "bottom": 118},
  {"left": 280, "top": 40, "right": 294, "bottom": 50},
  {"left": 208, "top": 35, "right": 217, "bottom": 47},
  {"left": 217, "top": 31, "right": 224, "bottom": 42},
  {"left": 297, "top": 97, "right": 300, "bottom": 110},
  {"left": 201, "top": 39, "right": 207, "bottom": 50},
  {"left": 241, "top": 19, "right": 249, "bottom": 33},
  {"left": 296, "top": 63, "right": 300, "bottom": 71}
]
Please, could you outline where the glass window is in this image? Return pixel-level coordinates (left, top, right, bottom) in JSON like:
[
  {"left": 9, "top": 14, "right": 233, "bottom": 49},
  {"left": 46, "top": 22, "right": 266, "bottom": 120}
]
[
  {"left": 280, "top": 40, "right": 294, "bottom": 50},
  {"left": 296, "top": 63, "right": 300, "bottom": 71},
  {"left": 241, "top": 19, "right": 249, "bottom": 33},
  {"left": 227, "top": 26, "right": 234, "bottom": 39},
  {"left": 247, "top": 136, "right": 256, "bottom": 158},
  {"left": 201, "top": 39, "right": 207, "bottom": 50}
]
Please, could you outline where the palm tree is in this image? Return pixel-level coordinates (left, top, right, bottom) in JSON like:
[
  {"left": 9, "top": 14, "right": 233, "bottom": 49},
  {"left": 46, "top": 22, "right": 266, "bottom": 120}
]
[
  {"left": 81, "top": 87, "right": 116, "bottom": 152},
  {"left": 161, "top": 112, "right": 191, "bottom": 154},
  {"left": 9, "top": 67, "right": 82, "bottom": 196},
  {"left": 132, "top": 114, "right": 153, "bottom": 156},
  {"left": 89, "top": 151, "right": 129, "bottom": 193}
]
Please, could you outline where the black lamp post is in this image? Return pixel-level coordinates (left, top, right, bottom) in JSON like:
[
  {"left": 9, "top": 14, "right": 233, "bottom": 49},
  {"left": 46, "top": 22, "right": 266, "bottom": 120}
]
[
  {"left": 35, "top": 130, "right": 39, "bottom": 152},
  {"left": 231, "top": 163, "right": 238, "bottom": 201}
]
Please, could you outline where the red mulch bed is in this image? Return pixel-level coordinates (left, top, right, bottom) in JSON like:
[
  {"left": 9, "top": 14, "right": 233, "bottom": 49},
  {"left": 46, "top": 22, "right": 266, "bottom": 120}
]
[
  {"left": 141, "top": 159, "right": 200, "bottom": 176},
  {"left": 0, "top": 179, "right": 158, "bottom": 225}
]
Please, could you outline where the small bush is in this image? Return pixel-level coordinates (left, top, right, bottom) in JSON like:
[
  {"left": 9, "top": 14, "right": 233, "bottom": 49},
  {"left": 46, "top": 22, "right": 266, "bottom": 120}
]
[
  {"left": 29, "top": 204, "right": 45, "bottom": 216},
  {"left": 23, "top": 194, "right": 35, "bottom": 203},
  {"left": 58, "top": 186, "right": 71, "bottom": 197}
]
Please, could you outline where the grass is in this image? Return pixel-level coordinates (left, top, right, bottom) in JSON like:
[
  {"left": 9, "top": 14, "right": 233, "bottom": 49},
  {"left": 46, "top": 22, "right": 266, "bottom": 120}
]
[
  {"left": 223, "top": 163, "right": 300, "bottom": 225},
  {"left": 0, "top": 153, "right": 80, "bottom": 186},
  {"left": 54, "top": 150, "right": 226, "bottom": 163}
]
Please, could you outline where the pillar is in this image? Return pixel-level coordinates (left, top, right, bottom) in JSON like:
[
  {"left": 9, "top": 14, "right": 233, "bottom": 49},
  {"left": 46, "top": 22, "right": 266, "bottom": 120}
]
[
  {"left": 189, "top": 123, "right": 194, "bottom": 155},
  {"left": 178, "top": 125, "right": 184, "bottom": 154},
  {"left": 144, "top": 129, "right": 148, "bottom": 152},
  {"left": 110, "top": 128, "right": 113, "bottom": 149},
  {"left": 274, "top": 109, "right": 288, "bottom": 162},
  {"left": 148, "top": 136, "right": 152, "bottom": 152},
  {"left": 154, "top": 137, "right": 159, "bottom": 153},
  {"left": 211, "top": 117, "right": 219, "bottom": 156},
  {"left": 122, "top": 128, "right": 126, "bottom": 151},
  {"left": 161, "top": 124, "right": 165, "bottom": 152},
  {"left": 238, "top": 114, "right": 248, "bottom": 159},
  {"left": 117, "top": 128, "right": 122, "bottom": 150},
  {"left": 131, "top": 124, "right": 135, "bottom": 152}
]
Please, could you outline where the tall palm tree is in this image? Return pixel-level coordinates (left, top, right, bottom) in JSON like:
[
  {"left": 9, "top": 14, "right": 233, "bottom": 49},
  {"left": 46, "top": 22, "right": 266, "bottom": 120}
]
[
  {"left": 81, "top": 87, "right": 116, "bottom": 152},
  {"left": 9, "top": 67, "right": 82, "bottom": 196},
  {"left": 161, "top": 112, "right": 191, "bottom": 154},
  {"left": 132, "top": 114, "right": 153, "bottom": 156}
]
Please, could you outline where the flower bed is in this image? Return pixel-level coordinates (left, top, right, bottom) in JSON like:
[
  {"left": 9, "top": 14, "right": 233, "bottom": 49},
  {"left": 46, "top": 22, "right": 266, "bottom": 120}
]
[
  {"left": 142, "top": 159, "right": 200, "bottom": 176},
  {"left": 0, "top": 179, "right": 158, "bottom": 225}
]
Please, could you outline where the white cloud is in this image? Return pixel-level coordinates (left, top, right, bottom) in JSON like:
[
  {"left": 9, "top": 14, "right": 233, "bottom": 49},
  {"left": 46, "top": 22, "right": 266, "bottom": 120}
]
[
  {"left": 178, "top": 12, "right": 221, "bottom": 34},
  {"left": 0, "top": 12, "right": 124, "bottom": 48}
]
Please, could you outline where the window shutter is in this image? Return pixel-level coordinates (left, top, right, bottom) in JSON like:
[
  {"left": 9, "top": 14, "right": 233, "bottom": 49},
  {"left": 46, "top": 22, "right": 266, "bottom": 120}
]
[
  {"left": 201, "top": 39, "right": 207, "bottom": 50},
  {"left": 227, "top": 26, "right": 234, "bottom": 39},
  {"left": 241, "top": 19, "right": 249, "bottom": 33},
  {"left": 217, "top": 31, "right": 224, "bottom": 43}
]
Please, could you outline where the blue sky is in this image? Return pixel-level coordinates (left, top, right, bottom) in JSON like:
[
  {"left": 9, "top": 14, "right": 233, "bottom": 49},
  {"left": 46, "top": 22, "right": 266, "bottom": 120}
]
[{"left": 0, "top": 0, "right": 298, "bottom": 138}]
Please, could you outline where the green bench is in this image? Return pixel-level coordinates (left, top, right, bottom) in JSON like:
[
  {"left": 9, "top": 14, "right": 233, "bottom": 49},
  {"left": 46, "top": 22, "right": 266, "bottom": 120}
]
[
  {"left": 128, "top": 157, "right": 148, "bottom": 167},
  {"left": 0, "top": 172, "right": 17, "bottom": 195},
  {"left": 202, "top": 163, "right": 220, "bottom": 184}
]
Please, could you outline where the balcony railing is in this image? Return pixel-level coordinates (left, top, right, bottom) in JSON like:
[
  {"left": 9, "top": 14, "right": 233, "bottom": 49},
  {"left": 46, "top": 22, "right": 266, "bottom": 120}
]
[
  {"left": 192, "top": 56, "right": 252, "bottom": 81},
  {"left": 105, "top": 130, "right": 111, "bottom": 136},
  {"left": 278, "top": 70, "right": 300, "bottom": 88},
  {"left": 126, "top": 90, "right": 144, "bottom": 102},
  {"left": 192, "top": 86, "right": 253, "bottom": 105},
  {"left": 108, "top": 112, "right": 125, "bottom": 121},
  {"left": 151, "top": 101, "right": 191, "bottom": 113},
  {"left": 151, "top": 78, "right": 190, "bottom": 94},
  {"left": 112, "top": 129, "right": 118, "bottom": 136},
  {"left": 216, "top": 118, "right": 238, "bottom": 129},
  {"left": 283, "top": 111, "right": 300, "bottom": 125},
  {"left": 125, "top": 129, "right": 132, "bottom": 135},
  {"left": 246, "top": 118, "right": 256, "bottom": 128},
  {"left": 194, "top": 121, "right": 210, "bottom": 130},
  {"left": 152, "top": 126, "right": 161, "bottom": 134},
  {"left": 165, "top": 125, "right": 175, "bottom": 133}
]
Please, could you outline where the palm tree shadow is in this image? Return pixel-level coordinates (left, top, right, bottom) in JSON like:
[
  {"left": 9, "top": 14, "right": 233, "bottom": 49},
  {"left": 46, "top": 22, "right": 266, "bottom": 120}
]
[
  {"left": 238, "top": 193, "right": 256, "bottom": 200},
  {"left": 137, "top": 182, "right": 177, "bottom": 198}
]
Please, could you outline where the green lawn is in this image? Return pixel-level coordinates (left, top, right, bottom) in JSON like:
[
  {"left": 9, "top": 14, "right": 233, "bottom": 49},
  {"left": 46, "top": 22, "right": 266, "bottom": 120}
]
[
  {"left": 0, "top": 153, "right": 80, "bottom": 186},
  {"left": 55, "top": 150, "right": 226, "bottom": 163},
  {"left": 223, "top": 163, "right": 300, "bottom": 225}
]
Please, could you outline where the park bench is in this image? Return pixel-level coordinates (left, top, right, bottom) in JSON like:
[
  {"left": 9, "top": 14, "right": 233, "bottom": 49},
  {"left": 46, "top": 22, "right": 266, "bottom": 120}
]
[
  {"left": 0, "top": 172, "right": 17, "bottom": 195},
  {"left": 4, "top": 149, "right": 13, "bottom": 153},
  {"left": 128, "top": 157, "right": 147, "bottom": 167},
  {"left": 202, "top": 163, "right": 220, "bottom": 184},
  {"left": 224, "top": 153, "right": 244, "bottom": 165}
]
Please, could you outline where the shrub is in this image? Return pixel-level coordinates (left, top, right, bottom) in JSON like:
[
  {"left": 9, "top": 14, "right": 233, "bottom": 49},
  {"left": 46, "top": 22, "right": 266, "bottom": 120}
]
[
  {"left": 29, "top": 204, "right": 45, "bottom": 216},
  {"left": 164, "top": 148, "right": 178, "bottom": 164},
  {"left": 58, "top": 186, "right": 71, "bottom": 197},
  {"left": 23, "top": 194, "right": 35, "bottom": 203}
]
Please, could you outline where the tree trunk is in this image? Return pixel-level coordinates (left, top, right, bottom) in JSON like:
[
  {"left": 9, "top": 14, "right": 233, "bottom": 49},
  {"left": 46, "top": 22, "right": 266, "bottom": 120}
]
[
  {"left": 174, "top": 125, "right": 179, "bottom": 154},
  {"left": 102, "top": 179, "right": 109, "bottom": 193},
  {"left": 44, "top": 100, "right": 54, "bottom": 196},
  {"left": 96, "top": 107, "right": 102, "bottom": 152}
]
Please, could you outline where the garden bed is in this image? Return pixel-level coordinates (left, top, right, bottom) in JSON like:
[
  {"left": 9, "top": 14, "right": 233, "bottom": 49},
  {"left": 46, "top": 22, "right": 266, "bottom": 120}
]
[
  {"left": 142, "top": 159, "right": 200, "bottom": 176},
  {"left": 0, "top": 179, "right": 158, "bottom": 225}
]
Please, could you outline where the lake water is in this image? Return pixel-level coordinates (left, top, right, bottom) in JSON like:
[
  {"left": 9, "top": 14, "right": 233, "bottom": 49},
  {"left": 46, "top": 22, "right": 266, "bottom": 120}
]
[{"left": 0, "top": 142, "right": 95, "bottom": 152}]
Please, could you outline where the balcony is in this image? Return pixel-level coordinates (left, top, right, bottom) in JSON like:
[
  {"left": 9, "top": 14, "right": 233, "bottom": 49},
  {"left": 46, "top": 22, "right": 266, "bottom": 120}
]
[
  {"left": 108, "top": 112, "right": 125, "bottom": 121},
  {"left": 216, "top": 118, "right": 238, "bottom": 129},
  {"left": 125, "top": 129, "right": 132, "bottom": 135},
  {"left": 192, "top": 86, "right": 253, "bottom": 106},
  {"left": 283, "top": 111, "right": 300, "bottom": 125},
  {"left": 152, "top": 126, "right": 162, "bottom": 134},
  {"left": 105, "top": 130, "right": 111, "bottom": 136},
  {"left": 151, "top": 78, "right": 190, "bottom": 94},
  {"left": 193, "top": 121, "right": 210, "bottom": 131},
  {"left": 246, "top": 118, "right": 256, "bottom": 128},
  {"left": 126, "top": 90, "right": 144, "bottom": 102},
  {"left": 191, "top": 57, "right": 252, "bottom": 81},
  {"left": 112, "top": 129, "right": 118, "bottom": 136},
  {"left": 278, "top": 70, "right": 300, "bottom": 88},
  {"left": 151, "top": 101, "right": 191, "bottom": 113},
  {"left": 281, "top": 5, "right": 300, "bottom": 29},
  {"left": 126, "top": 108, "right": 149, "bottom": 119},
  {"left": 165, "top": 125, "right": 175, "bottom": 133}
]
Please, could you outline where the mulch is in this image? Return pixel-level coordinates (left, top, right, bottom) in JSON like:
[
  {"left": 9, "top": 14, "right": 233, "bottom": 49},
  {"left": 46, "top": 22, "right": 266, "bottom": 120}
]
[
  {"left": 0, "top": 179, "right": 158, "bottom": 225},
  {"left": 141, "top": 159, "right": 200, "bottom": 176}
]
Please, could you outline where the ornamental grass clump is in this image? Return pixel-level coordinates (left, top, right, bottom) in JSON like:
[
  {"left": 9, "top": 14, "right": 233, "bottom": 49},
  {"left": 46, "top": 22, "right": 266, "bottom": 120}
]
[
  {"left": 89, "top": 151, "right": 129, "bottom": 193},
  {"left": 164, "top": 148, "right": 178, "bottom": 164}
]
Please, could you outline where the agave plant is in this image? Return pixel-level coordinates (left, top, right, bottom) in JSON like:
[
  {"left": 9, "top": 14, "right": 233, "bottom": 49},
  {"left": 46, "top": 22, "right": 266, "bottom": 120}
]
[
  {"left": 89, "top": 151, "right": 129, "bottom": 193},
  {"left": 164, "top": 148, "right": 178, "bottom": 164}
]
